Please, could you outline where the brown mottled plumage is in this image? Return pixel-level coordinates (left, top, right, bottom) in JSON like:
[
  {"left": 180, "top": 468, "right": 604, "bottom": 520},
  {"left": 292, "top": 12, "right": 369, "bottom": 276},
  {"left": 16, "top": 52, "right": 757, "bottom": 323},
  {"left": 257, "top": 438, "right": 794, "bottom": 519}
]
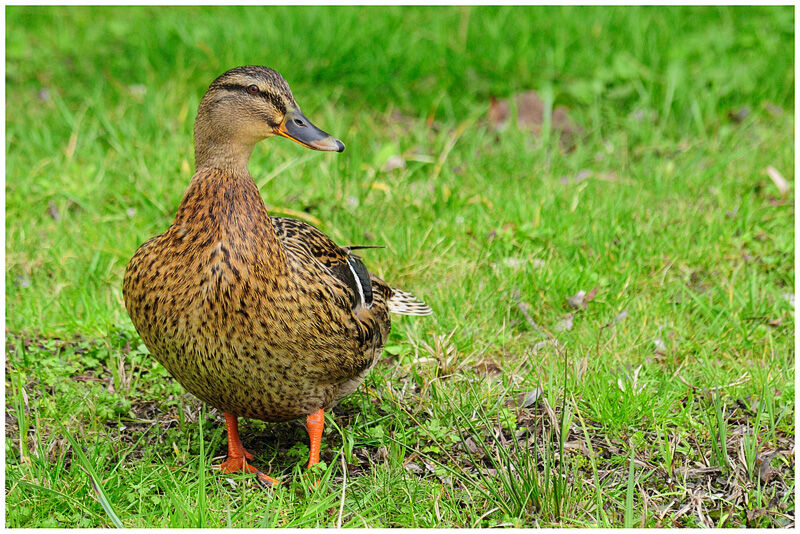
[{"left": 122, "top": 66, "right": 430, "bottom": 484}]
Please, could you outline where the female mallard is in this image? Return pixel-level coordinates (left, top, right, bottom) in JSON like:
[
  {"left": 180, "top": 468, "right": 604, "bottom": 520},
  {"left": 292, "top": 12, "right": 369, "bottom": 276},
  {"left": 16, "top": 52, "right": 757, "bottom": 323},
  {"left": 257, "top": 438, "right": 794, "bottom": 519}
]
[{"left": 123, "top": 66, "right": 431, "bottom": 485}]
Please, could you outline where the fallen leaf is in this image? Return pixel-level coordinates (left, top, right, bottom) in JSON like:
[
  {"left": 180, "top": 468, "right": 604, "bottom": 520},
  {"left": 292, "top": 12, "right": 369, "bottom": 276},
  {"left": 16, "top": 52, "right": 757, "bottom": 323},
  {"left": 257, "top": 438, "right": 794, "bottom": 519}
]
[
  {"left": 404, "top": 463, "right": 423, "bottom": 474},
  {"left": 474, "top": 359, "right": 502, "bottom": 376},
  {"left": 567, "top": 286, "right": 598, "bottom": 309},
  {"left": 464, "top": 437, "right": 482, "bottom": 456},
  {"left": 727, "top": 107, "right": 750, "bottom": 123},
  {"left": 567, "top": 290, "right": 586, "bottom": 309},
  {"left": 766, "top": 103, "right": 783, "bottom": 116},
  {"left": 488, "top": 96, "right": 510, "bottom": 130},
  {"left": 757, "top": 450, "right": 783, "bottom": 483},
  {"left": 518, "top": 387, "right": 543, "bottom": 409},
  {"left": 563, "top": 440, "right": 590, "bottom": 455},
  {"left": 555, "top": 314, "right": 573, "bottom": 331},
  {"left": 381, "top": 155, "right": 405, "bottom": 172},
  {"left": 376, "top": 445, "right": 389, "bottom": 463},
  {"left": 48, "top": 201, "right": 60, "bottom": 221},
  {"left": 766, "top": 166, "right": 789, "bottom": 196}
]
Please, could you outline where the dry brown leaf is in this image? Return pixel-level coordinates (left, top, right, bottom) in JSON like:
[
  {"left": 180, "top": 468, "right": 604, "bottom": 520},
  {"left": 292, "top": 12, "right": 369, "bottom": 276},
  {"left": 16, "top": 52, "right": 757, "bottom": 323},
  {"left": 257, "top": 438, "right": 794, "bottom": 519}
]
[
  {"left": 567, "top": 286, "right": 598, "bottom": 309},
  {"left": 488, "top": 95, "right": 511, "bottom": 131},
  {"left": 474, "top": 359, "right": 502, "bottom": 376}
]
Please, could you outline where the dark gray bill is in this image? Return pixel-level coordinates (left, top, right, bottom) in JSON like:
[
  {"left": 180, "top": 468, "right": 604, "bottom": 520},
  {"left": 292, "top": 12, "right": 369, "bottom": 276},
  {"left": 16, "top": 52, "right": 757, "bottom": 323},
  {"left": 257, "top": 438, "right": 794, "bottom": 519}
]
[{"left": 275, "top": 108, "right": 345, "bottom": 152}]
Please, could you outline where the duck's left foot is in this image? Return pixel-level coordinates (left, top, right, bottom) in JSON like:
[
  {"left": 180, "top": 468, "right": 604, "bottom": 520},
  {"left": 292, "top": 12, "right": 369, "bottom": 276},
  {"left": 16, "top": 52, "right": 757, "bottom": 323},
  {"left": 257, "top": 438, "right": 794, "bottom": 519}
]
[
  {"left": 219, "top": 456, "right": 280, "bottom": 486},
  {"left": 221, "top": 412, "right": 279, "bottom": 487}
]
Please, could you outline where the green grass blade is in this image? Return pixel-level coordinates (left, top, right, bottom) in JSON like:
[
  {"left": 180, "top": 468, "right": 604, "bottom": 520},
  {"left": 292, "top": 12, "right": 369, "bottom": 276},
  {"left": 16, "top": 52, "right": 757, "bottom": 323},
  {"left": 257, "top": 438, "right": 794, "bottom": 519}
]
[
  {"left": 62, "top": 428, "right": 124, "bottom": 528},
  {"left": 624, "top": 446, "right": 635, "bottom": 528}
]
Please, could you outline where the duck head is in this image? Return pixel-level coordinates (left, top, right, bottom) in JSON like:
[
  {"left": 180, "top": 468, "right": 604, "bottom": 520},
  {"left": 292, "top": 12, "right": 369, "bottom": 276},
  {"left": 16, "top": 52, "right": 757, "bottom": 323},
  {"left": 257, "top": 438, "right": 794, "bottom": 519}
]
[{"left": 194, "top": 65, "right": 344, "bottom": 171}]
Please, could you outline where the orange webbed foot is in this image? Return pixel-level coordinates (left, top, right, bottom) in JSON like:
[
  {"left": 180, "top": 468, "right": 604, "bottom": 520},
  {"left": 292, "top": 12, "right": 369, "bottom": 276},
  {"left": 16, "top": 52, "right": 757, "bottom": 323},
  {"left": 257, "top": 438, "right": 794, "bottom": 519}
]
[
  {"left": 221, "top": 413, "right": 279, "bottom": 487},
  {"left": 219, "top": 456, "right": 281, "bottom": 486},
  {"left": 219, "top": 455, "right": 254, "bottom": 474}
]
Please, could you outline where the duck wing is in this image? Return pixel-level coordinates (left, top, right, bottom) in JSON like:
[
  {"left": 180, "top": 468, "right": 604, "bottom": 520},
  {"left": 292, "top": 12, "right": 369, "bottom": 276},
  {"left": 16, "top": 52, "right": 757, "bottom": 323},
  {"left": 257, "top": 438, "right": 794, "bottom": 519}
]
[
  {"left": 272, "top": 217, "right": 432, "bottom": 316},
  {"left": 272, "top": 217, "right": 379, "bottom": 310}
]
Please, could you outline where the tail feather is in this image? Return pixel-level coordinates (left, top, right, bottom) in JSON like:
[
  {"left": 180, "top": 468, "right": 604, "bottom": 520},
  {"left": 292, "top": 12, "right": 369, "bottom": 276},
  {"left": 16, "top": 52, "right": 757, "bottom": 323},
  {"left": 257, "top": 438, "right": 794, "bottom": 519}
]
[{"left": 388, "top": 289, "right": 433, "bottom": 316}]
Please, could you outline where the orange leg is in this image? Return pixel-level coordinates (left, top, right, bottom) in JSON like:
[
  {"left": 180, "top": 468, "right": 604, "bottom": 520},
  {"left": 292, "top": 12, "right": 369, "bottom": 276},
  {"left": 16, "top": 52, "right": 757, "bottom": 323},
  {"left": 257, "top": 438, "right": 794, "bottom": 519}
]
[
  {"left": 306, "top": 409, "right": 325, "bottom": 469},
  {"left": 219, "top": 413, "right": 279, "bottom": 486}
]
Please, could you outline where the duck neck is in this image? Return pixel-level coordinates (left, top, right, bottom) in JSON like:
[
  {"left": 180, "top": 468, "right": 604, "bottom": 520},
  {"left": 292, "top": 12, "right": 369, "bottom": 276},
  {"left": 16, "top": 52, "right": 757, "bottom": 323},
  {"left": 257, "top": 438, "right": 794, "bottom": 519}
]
[
  {"left": 174, "top": 164, "right": 287, "bottom": 272},
  {"left": 194, "top": 134, "right": 255, "bottom": 175}
]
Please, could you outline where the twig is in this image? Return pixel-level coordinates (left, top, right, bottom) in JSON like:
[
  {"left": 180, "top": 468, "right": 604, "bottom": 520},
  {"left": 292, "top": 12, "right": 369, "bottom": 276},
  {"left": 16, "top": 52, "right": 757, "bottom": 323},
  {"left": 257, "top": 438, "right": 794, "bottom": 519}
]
[
  {"left": 516, "top": 301, "right": 542, "bottom": 331},
  {"left": 471, "top": 507, "right": 500, "bottom": 528},
  {"left": 677, "top": 372, "right": 750, "bottom": 392},
  {"left": 708, "top": 373, "right": 750, "bottom": 392}
]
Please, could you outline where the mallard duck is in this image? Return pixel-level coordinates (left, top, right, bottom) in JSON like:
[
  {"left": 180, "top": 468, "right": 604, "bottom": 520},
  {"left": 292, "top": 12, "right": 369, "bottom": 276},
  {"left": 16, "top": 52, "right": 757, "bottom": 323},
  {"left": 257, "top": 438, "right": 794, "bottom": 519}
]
[{"left": 123, "top": 66, "right": 431, "bottom": 485}]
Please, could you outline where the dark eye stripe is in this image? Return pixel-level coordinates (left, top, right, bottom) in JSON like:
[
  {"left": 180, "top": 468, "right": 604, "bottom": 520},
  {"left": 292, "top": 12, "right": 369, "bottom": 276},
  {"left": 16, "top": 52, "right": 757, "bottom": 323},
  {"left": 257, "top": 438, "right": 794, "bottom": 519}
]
[{"left": 215, "top": 83, "right": 286, "bottom": 113}]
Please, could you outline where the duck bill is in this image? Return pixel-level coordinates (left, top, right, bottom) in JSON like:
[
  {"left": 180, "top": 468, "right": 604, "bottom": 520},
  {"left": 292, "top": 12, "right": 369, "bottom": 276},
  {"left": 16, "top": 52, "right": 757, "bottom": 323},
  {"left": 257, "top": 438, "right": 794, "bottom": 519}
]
[{"left": 275, "top": 109, "right": 345, "bottom": 152}]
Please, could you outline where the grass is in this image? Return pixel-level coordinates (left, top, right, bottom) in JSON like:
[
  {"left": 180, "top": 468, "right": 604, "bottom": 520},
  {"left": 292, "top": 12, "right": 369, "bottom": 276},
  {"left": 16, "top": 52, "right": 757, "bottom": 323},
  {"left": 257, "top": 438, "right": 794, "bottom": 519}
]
[{"left": 5, "top": 5, "right": 795, "bottom": 528}]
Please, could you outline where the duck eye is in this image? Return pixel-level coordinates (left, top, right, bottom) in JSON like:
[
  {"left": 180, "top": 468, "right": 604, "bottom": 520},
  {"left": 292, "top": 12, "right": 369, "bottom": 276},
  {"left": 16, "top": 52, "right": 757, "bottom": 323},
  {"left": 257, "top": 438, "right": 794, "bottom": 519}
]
[{"left": 246, "top": 84, "right": 260, "bottom": 95}]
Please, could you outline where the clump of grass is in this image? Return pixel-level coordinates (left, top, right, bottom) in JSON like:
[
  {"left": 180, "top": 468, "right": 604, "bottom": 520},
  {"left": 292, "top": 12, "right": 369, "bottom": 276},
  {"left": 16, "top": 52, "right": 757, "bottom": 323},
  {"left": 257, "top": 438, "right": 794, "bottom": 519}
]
[{"left": 704, "top": 393, "right": 730, "bottom": 471}]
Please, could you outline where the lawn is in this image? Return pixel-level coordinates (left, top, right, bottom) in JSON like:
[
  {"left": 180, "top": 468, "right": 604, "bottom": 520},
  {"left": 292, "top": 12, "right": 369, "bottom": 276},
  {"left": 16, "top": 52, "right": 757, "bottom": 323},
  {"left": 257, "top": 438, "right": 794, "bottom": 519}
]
[{"left": 5, "top": 5, "right": 795, "bottom": 527}]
